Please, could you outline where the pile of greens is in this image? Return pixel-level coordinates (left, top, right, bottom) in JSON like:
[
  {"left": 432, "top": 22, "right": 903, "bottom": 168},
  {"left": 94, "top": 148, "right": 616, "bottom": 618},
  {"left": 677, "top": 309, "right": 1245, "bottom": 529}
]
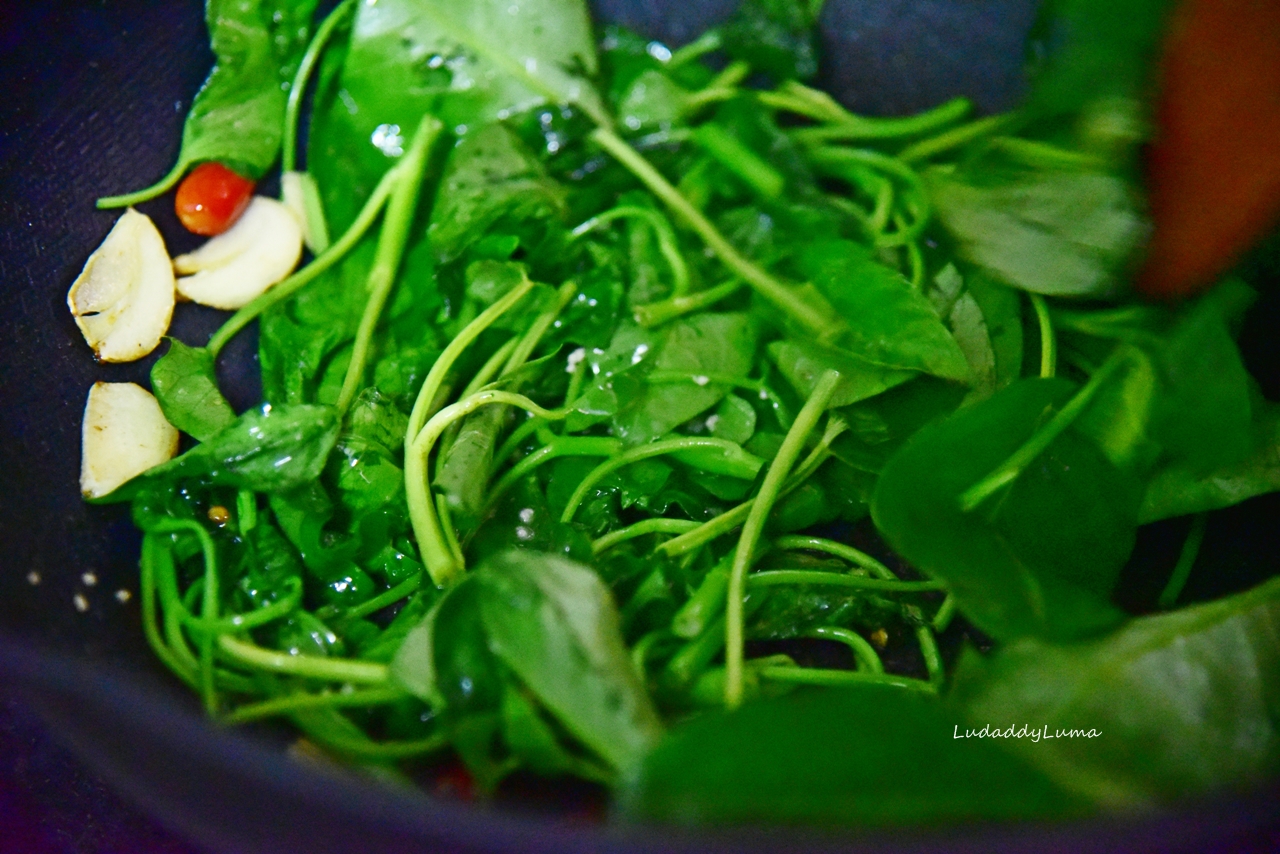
[{"left": 94, "top": 0, "right": 1280, "bottom": 827}]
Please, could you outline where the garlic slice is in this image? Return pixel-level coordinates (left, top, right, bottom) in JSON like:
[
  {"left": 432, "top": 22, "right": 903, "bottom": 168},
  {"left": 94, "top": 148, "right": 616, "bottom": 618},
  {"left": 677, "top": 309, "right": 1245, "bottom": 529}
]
[
  {"left": 174, "top": 196, "right": 303, "bottom": 310},
  {"left": 80, "top": 382, "right": 179, "bottom": 499},
  {"left": 67, "top": 208, "right": 175, "bottom": 362}
]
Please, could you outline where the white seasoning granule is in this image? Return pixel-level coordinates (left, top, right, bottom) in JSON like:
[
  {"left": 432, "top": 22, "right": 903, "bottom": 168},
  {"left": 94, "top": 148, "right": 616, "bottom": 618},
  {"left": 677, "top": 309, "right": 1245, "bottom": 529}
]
[{"left": 73, "top": 594, "right": 89, "bottom": 613}]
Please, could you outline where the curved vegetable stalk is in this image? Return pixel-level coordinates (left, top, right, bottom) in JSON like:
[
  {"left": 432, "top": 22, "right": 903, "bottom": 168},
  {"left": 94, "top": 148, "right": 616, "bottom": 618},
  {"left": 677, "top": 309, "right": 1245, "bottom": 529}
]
[
  {"left": 725, "top": 369, "right": 842, "bottom": 709},
  {"left": 406, "top": 390, "right": 570, "bottom": 586},
  {"left": 336, "top": 114, "right": 444, "bottom": 413},
  {"left": 590, "top": 127, "right": 841, "bottom": 341}
]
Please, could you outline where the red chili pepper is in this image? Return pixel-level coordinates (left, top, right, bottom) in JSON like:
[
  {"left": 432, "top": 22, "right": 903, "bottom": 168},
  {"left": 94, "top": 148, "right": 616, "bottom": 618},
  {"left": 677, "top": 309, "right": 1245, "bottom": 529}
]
[
  {"left": 1139, "top": 0, "right": 1280, "bottom": 299},
  {"left": 174, "top": 161, "right": 256, "bottom": 236}
]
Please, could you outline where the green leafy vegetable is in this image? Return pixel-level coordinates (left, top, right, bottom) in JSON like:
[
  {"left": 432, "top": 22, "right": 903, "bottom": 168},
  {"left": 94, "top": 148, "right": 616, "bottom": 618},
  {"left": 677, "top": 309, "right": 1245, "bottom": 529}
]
[
  {"left": 150, "top": 339, "right": 236, "bottom": 442},
  {"left": 873, "top": 379, "right": 1138, "bottom": 642},
  {"left": 99, "top": 0, "right": 321, "bottom": 206},
  {"left": 952, "top": 575, "right": 1280, "bottom": 807}
]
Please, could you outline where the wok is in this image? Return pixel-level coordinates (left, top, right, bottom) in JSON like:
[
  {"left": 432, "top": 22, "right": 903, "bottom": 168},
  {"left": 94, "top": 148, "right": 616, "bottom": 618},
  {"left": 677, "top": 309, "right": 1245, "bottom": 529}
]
[{"left": 1, "top": 1, "right": 1278, "bottom": 851}]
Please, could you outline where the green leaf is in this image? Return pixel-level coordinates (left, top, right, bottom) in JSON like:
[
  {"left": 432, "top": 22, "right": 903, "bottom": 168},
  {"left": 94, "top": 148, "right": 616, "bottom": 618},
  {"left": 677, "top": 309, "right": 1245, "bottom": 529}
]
[
  {"left": 1146, "top": 283, "right": 1255, "bottom": 472},
  {"left": 927, "top": 265, "right": 998, "bottom": 400},
  {"left": 1026, "top": 0, "right": 1173, "bottom": 130},
  {"left": 799, "top": 239, "right": 972, "bottom": 382},
  {"left": 126, "top": 404, "right": 340, "bottom": 498},
  {"left": 926, "top": 166, "right": 1147, "bottom": 298},
  {"left": 706, "top": 394, "right": 757, "bottom": 445},
  {"left": 341, "top": 0, "right": 601, "bottom": 141},
  {"left": 621, "top": 684, "right": 1084, "bottom": 826},
  {"left": 952, "top": 575, "right": 1280, "bottom": 808},
  {"left": 612, "top": 313, "right": 759, "bottom": 445},
  {"left": 392, "top": 577, "right": 504, "bottom": 714},
  {"left": 768, "top": 339, "right": 915, "bottom": 409},
  {"left": 965, "top": 271, "right": 1024, "bottom": 391},
  {"left": 473, "top": 550, "right": 663, "bottom": 772},
  {"left": 150, "top": 339, "right": 236, "bottom": 442},
  {"left": 720, "top": 0, "right": 819, "bottom": 82},
  {"left": 429, "top": 124, "right": 568, "bottom": 265},
  {"left": 103, "top": 0, "right": 320, "bottom": 203},
  {"left": 1141, "top": 402, "right": 1280, "bottom": 522},
  {"left": 872, "top": 378, "right": 1138, "bottom": 642}
]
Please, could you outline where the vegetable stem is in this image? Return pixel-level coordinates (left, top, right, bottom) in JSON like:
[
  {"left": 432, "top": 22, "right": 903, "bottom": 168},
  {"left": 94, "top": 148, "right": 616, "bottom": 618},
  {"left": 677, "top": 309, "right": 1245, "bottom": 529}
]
[
  {"left": 725, "top": 369, "right": 840, "bottom": 709},
  {"left": 337, "top": 115, "right": 443, "bottom": 413},
  {"left": 958, "top": 347, "right": 1135, "bottom": 512},
  {"left": 592, "top": 518, "right": 700, "bottom": 554},
  {"left": 1030, "top": 293, "right": 1057, "bottom": 378},
  {"left": 1158, "top": 513, "right": 1209, "bottom": 609},
  {"left": 217, "top": 635, "right": 391, "bottom": 685},
  {"left": 590, "top": 127, "right": 839, "bottom": 340},
  {"left": 283, "top": 0, "right": 356, "bottom": 173}
]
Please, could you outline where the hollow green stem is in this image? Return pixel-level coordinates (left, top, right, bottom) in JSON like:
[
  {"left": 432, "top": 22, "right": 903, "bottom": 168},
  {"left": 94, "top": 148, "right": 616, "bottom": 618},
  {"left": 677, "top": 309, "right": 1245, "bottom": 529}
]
[
  {"left": 915, "top": 623, "right": 945, "bottom": 686},
  {"left": 897, "top": 113, "right": 1014, "bottom": 163},
  {"left": 283, "top": 0, "right": 355, "bottom": 173},
  {"left": 778, "top": 91, "right": 970, "bottom": 143},
  {"left": 218, "top": 635, "right": 391, "bottom": 685},
  {"left": 771, "top": 535, "right": 896, "bottom": 580},
  {"left": 408, "top": 390, "right": 569, "bottom": 585},
  {"left": 591, "top": 127, "right": 838, "bottom": 339},
  {"left": 488, "top": 436, "right": 621, "bottom": 510},
  {"left": 959, "top": 346, "right": 1136, "bottom": 512},
  {"left": 633, "top": 278, "right": 743, "bottom": 326},
  {"left": 746, "top": 570, "right": 945, "bottom": 593},
  {"left": 341, "top": 574, "right": 423, "bottom": 623},
  {"left": 405, "top": 276, "right": 535, "bottom": 444},
  {"left": 658, "top": 414, "right": 846, "bottom": 557},
  {"left": 573, "top": 207, "right": 689, "bottom": 296},
  {"left": 757, "top": 666, "right": 936, "bottom": 694},
  {"left": 807, "top": 626, "right": 884, "bottom": 673},
  {"left": 1158, "top": 513, "right": 1209, "bottom": 609},
  {"left": 181, "top": 576, "right": 302, "bottom": 634},
  {"left": 693, "top": 124, "right": 785, "bottom": 199},
  {"left": 337, "top": 115, "right": 442, "bottom": 413},
  {"left": 1030, "top": 293, "right": 1057, "bottom": 378},
  {"left": 932, "top": 594, "right": 958, "bottom": 633},
  {"left": 592, "top": 518, "right": 700, "bottom": 555},
  {"left": 96, "top": 159, "right": 187, "bottom": 209},
  {"left": 139, "top": 535, "right": 198, "bottom": 688},
  {"left": 726, "top": 369, "right": 840, "bottom": 709},
  {"left": 561, "top": 437, "right": 762, "bottom": 523},
  {"left": 224, "top": 686, "right": 407, "bottom": 725},
  {"left": 208, "top": 164, "right": 400, "bottom": 356}
]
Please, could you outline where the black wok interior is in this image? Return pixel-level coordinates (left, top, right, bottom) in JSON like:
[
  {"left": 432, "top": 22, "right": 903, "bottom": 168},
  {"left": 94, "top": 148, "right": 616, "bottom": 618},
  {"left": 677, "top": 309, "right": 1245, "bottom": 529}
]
[{"left": 1, "top": 1, "right": 1277, "bottom": 851}]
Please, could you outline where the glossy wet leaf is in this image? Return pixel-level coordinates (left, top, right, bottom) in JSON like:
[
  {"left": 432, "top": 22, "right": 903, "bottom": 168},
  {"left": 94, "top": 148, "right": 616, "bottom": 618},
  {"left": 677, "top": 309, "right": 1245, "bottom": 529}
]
[
  {"left": 872, "top": 378, "right": 1138, "bottom": 642},
  {"left": 768, "top": 338, "right": 915, "bottom": 409},
  {"left": 136, "top": 404, "right": 340, "bottom": 497},
  {"left": 474, "top": 551, "right": 663, "bottom": 772},
  {"left": 430, "top": 125, "right": 568, "bottom": 265},
  {"left": 150, "top": 339, "right": 236, "bottom": 442},
  {"left": 799, "top": 239, "right": 971, "bottom": 382},
  {"left": 952, "top": 575, "right": 1280, "bottom": 807}
]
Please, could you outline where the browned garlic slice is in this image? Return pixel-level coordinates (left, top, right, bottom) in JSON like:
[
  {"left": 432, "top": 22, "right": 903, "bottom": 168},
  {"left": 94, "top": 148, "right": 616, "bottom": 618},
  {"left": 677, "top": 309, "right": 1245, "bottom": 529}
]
[
  {"left": 67, "top": 208, "right": 175, "bottom": 362},
  {"left": 80, "top": 382, "right": 179, "bottom": 499},
  {"left": 173, "top": 196, "right": 303, "bottom": 310}
]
